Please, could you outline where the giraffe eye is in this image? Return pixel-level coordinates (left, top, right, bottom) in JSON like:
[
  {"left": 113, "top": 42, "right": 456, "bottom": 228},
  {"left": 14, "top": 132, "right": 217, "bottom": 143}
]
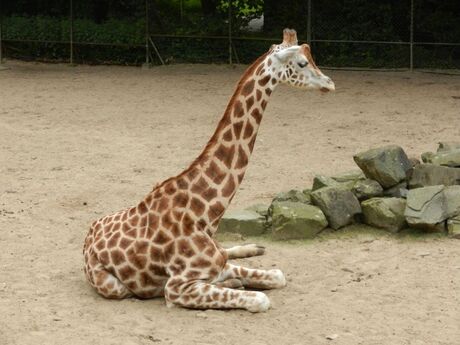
[{"left": 297, "top": 61, "right": 308, "bottom": 68}]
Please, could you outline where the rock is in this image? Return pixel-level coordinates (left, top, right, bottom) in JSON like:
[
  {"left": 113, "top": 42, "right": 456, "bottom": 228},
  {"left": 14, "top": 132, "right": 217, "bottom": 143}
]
[
  {"left": 352, "top": 179, "right": 383, "bottom": 200},
  {"left": 218, "top": 210, "right": 266, "bottom": 236},
  {"left": 245, "top": 204, "right": 269, "bottom": 217},
  {"left": 353, "top": 145, "right": 412, "bottom": 188},
  {"left": 437, "top": 141, "right": 460, "bottom": 152},
  {"left": 383, "top": 181, "right": 408, "bottom": 198},
  {"left": 270, "top": 201, "right": 327, "bottom": 240},
  {"left": 272, "top": 189, "right": 311, "bottom": 204},
  {"left": 312, "top": 175, "right": 340, "bottom": 191},
  {"left": 429, "top": 149, "right": 460, "bottom": 167},
  {"left": 447, "top": 215, "right": 460, "bottom": 239},
  {"left": 405, "top": 185, "right": 448, "bottom": 231},
  {"left": 444, "top": 185, "right": 460, "bottom": 217},
  {"left": 408, "top": 164, "right": 460, "bottom": 188},
  {"left": 361, "top": 197, "right": 407, "bottom": 232},
  {"left": 421, "top": 152, "right": 435, "bottom": 163},
  {"left": 311, "top": 186, "right": 361, "bottom": 230},
  {"left": 326, "top": 334, "right": 339, "bottom": 340},
  {"left": 409, "top": 157, "right": 421, "bottom": 167},
  {"left": 331, "top": 170, "right": 366, "bottom": 183}
]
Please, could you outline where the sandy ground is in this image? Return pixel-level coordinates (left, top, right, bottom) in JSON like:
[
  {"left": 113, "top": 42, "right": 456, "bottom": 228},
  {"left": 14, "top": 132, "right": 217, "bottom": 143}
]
[{"left": 1, "top": 60, "right": 459, "bottom": 345}]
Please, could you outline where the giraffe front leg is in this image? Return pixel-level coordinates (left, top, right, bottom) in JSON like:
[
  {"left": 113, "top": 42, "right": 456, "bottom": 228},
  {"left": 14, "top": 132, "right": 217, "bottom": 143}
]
[
  {"left": 225, "top": 243, "right": 265, "bottom": 259},
  {"left": 165, "top": 278, "right": 270, "bottom": 313},
  {"left": 218, "top": 263, "right": 286, "bottom": 290}
]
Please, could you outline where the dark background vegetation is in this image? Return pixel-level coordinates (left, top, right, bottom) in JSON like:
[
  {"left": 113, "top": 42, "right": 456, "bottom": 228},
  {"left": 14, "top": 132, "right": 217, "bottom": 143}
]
[{"left": 1, "top": 0, "right": 459, "bottom": 68}]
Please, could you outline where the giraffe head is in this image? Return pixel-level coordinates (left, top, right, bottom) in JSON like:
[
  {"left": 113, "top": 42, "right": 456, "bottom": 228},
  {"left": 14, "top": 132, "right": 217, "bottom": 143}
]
[{"left": 267, "top": 28, "right": 335, "bottom": 92}]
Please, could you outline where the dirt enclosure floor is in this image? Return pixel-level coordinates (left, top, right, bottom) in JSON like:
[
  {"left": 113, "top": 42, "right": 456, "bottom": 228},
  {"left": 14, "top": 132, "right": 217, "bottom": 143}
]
[{"left": 1, "top": 61, "right": 460, "bottom": 345}]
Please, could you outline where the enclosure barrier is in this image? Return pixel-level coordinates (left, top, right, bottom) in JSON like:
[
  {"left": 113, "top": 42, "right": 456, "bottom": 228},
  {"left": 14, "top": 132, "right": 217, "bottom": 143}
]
[{"left": 0, "top": 0, "right": 459, "bottom": 71}]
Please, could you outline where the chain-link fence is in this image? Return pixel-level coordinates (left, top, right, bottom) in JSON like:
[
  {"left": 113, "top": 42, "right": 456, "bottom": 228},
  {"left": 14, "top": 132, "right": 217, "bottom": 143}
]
[{"left": 1, "top": 0, "right": 459, "bottom": 70}]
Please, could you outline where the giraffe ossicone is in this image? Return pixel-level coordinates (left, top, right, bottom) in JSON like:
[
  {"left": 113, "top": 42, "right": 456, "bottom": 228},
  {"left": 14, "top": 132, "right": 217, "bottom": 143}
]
[{"left": 83, "top": 28, "right": 334, "bottom": 312}]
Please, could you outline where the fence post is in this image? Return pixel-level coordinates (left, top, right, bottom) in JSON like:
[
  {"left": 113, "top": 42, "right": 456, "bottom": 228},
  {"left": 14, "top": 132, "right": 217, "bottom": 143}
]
[
  {"left": 307, "top": 0, "right": 312, "bottom": 45},
  {"left": 144, "top": 0, "right": 150, "bottom": 68},
  {"left": 228, "top": 0, "right": 233, "bottom": 65},
  {"left": 70, "top": 0, "right": 74, "bottom": 65},
  {"left": 0, "top": 8, "right": 3, "bottom": 65},
  {"left": 410, "top": 0, "right": 414, "bottom": 71}
]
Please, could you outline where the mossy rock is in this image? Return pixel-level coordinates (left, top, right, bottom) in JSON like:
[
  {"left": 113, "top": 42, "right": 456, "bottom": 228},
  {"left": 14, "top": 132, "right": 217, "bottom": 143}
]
[
  {"left": 361, "top": 197, "right": 407, "bottom": 233},
  {"left": 272, "top": 189, "right": 311, "bottom": 204},
  {"left": 353, "top": 145, "right": 411, "bottom": 188},
  {"left": 270, "top": 201, "right": 327, "bottom": 240},
  {"left": 311, "top": 186, "right": 362, "bottom": 230},
  {"left": 405, "top": 185, "right": 447, "bottom": 232},
  {"left": 352, "top": 179, "right": 383, "bottom": 200},
  {"left": 218, "top": 210, "right": 266, "bottom": 236},
  {"left": 408, "top": 164, "right": 460, "bottom": 188}
]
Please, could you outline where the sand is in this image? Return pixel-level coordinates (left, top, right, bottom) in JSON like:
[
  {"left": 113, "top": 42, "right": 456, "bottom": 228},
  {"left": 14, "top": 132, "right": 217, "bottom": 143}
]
[{"left": 0, "top": 60, "right": 459, "bottom": 345}]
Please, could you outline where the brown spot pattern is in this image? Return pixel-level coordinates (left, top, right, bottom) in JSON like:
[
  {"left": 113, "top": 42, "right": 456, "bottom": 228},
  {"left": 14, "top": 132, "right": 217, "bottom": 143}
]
[
  {"left": 233, "top": 100, "right": 244, "bottom": 118},
  {"left": 205, "top": 160, "right": 226, "bottom": 184},
  {"left": 251, "top": 108, "right": 262, "bottom": 124},
  {"left": 235, "top": 145, "right": 248, "bottom": 169},
  {"left": 258, "top": 75, "right": 270, "bottom": 86},
  {"left": 245, "top": 96, "right": 254, "bottom": 110},
  {"left": 190, "top": 197, "right": 205, "bottom": 217},
  {"left": 241, "top": 79, "right": 255, "bottom": 96},
  {"left": 222, "top": 176, "right": 236, "bottom": 198},
  {"left": 208, "top": 201, "right": 225, "bottom": 222},
  {"left": 215, "top": 144, "right": 235, "bottom": 169},
  {"left": 233, "top": 121, "right": 243, "bottom": 139},
  {"left": 110, "top": 249, "right": 125, "bottom": 266},
  {"left": 243, "top": 122, "right": 254, "bottom": 139}
]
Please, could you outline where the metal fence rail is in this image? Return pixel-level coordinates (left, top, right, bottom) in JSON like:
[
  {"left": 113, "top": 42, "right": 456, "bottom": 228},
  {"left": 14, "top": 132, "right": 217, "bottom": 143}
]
[{"left": 0, "top": 0, "right": 459, "bottom": 71}]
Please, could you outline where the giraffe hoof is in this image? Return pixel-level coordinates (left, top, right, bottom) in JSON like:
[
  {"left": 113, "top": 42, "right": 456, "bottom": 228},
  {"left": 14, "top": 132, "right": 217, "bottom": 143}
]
[
  {"left": 269, "top": 269, "right": 287, "bottom": 288},
  {"left": 247, "top": 292, "right": 271, "bottom": 313}
]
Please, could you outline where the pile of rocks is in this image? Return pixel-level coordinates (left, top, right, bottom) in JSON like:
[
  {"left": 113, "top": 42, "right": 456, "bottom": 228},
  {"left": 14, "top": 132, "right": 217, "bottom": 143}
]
[{"left": 218, "top": 143, "right": 460, "bottom": 240}]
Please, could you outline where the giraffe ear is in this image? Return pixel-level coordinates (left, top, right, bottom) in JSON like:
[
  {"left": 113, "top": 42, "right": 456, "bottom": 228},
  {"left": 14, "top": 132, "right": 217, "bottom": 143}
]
[{"left": 273, "top": 46, "right": 300, "bottom": 63}]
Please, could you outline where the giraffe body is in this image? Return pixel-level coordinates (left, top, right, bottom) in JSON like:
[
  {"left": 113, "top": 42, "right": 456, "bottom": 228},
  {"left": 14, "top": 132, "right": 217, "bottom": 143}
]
[{"left": 83, "top": 29, "right": 334, "bottom": 312}]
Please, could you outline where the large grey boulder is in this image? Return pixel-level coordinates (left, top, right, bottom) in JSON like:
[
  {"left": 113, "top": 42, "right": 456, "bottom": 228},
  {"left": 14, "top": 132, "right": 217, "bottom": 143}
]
[
  {"left": 352, "top": 179, "right": 383, "bottom": 200},
  {"left": 429, "top": 149, "right": 460, "bottom": 167},
  {"left": 218, "top": 210, "right": 266, "bottom": 236},
  {"left": 272, "top": 189, "right": 311, "bottom": 204},
  {"left": 270, "top": 201, "right": 328, "bottom": 240},
  {"left": 311, "top": 186, "right": 361, "bottom": 229},
  {"left": 408, "top": 164, "right": 460, "bottom": 188},
  {"left": 353, "top": 145, "right": 412, "bottom": 188},
  {"left": 361, "top": 197, "right": 407, "bottom": 232},
  {"left": 405, "top": 185, "right": 448, "bottom": 231}
]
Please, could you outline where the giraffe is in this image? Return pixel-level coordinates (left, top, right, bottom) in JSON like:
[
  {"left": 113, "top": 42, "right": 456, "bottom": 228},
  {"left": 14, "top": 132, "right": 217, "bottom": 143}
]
[{"left": 83, "top": 28, "right": 335, "bottom": 313}]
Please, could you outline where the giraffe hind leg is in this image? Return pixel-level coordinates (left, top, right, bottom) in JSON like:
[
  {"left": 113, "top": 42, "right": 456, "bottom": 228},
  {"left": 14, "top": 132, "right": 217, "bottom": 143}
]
[
  {"left": 85, "top": 253, "right": 132, "bottom": 299},
  {"left": 165, "top": 278, "right": 270, "bottom": 313},
  {"left": 225, "top": 243, "right": 265, "bottom": 259}
]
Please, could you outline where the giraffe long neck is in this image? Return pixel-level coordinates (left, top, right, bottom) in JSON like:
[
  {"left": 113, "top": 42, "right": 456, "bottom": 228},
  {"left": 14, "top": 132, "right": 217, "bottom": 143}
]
[{"left": 183, "top": 54, "right": 277, "bottom": 229}]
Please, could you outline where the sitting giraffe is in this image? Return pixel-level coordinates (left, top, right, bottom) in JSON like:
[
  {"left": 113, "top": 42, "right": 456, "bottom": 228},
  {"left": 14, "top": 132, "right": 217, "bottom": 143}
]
[{"left": 83, "top": 29, "right": 335, "bottom": 313}]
